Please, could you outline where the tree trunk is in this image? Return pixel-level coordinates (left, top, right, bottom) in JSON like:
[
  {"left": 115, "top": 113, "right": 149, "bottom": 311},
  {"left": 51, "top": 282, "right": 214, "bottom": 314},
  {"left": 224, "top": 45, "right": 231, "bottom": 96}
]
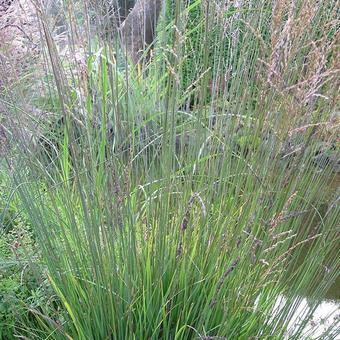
[
  {"left": 117, "top": 0, "right": 136, "bottom": 20},
  {"left": 89, "top": 0, "right": 135, "bottom": 38},
  {"left": 119, "top": 0, "right": 163, "bottom": 63}
]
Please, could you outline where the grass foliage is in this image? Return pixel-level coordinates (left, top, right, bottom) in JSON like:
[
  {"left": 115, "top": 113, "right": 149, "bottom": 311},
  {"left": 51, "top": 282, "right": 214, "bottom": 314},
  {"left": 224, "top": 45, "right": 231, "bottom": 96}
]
[{"left": 1, "top": 0, "right": 339, "bottom": 338}]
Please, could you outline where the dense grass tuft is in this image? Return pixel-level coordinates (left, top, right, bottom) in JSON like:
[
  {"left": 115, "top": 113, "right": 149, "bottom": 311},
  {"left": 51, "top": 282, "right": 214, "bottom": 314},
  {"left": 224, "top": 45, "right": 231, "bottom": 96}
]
[{"left": 1, "top": 0, "right": 339, "bottom": 338}]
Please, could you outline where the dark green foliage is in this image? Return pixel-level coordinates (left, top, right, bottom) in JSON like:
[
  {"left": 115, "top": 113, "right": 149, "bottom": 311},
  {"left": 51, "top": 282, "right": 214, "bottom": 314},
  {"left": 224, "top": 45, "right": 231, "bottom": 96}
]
[
  {"left": 164, "top": 0, "right": 205, "bottom": 101},
  {"left": 0, "top": 176, "right": 63, "bottom": 339},
  {"left": 163, "top": 1, "right": 270, "bottom": 106}
]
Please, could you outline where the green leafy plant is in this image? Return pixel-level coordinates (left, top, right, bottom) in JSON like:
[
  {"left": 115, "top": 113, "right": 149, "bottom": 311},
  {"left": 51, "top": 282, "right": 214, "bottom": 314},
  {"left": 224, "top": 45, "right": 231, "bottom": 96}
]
[{"left": 1, "top": 0, "right": 339, "bottom": 338}]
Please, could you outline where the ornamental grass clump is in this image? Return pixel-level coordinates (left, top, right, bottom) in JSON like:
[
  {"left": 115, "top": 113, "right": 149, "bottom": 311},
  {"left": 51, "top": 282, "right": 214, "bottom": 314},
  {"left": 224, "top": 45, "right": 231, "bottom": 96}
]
[{"left": 1, "top": 0, "right": 339, "bottom": 338}]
